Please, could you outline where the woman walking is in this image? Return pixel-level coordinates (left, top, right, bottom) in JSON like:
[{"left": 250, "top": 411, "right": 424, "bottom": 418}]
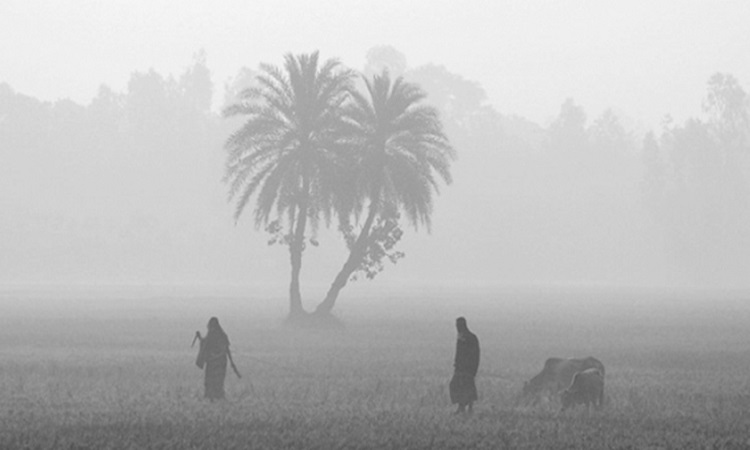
[{"left": 195, "top": 317, "right": 239, "bottom": 400}]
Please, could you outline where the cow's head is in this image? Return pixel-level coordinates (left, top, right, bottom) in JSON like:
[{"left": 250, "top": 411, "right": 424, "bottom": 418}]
[{"left": 522, "top": 373, "right": 544, "bottom": 396}]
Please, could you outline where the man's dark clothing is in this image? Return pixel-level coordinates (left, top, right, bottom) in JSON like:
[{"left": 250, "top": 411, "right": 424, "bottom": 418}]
[{"left": 450, "top": 328, "right": 480, "bottom": 407}]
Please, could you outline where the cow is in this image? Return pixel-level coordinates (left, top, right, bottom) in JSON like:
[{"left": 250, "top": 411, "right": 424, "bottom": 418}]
[
  {"left": 521, "top": 356, "right": 605, "bottom": 403},
  {"left": 560, "top": 368, "right": 604, "bottom": 410}
]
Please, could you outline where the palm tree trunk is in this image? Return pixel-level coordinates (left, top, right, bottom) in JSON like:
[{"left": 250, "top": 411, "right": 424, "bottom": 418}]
[
  {"left": 288, "top": 246, "right": 304, "bottom": 318},
  {"left": 314, "top": 195, "right": 379, "bottom": 316},
  {"left": 288, "top": 198, "right": 308, "bottom": 319}
]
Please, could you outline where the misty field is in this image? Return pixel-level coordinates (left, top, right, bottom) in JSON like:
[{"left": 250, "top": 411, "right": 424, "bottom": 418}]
[{"left": 2, "top": 286, "right": 750, "bottom": 449}]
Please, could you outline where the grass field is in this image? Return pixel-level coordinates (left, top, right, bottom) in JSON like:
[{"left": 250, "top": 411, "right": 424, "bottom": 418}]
[{"left": 1, "top": 285, "right": 750, "bottom": 449}]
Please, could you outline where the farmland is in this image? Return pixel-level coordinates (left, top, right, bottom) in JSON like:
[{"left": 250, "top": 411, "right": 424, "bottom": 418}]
[{"left": 2, "top": 285, "right": 750, "bottom": 449}]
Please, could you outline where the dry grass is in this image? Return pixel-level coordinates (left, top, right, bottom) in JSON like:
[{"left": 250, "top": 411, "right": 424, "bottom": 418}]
[{"left": 1, "top": 287, "right": 750, "bottom": 449}]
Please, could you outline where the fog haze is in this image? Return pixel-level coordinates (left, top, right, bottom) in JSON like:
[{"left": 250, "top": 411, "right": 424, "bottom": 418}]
[
  {"left": 2, "top": 0, "right": 749, "bottom": 295},
  {"left": 4, "top": 1, "right": 749, "bottom": 127}
]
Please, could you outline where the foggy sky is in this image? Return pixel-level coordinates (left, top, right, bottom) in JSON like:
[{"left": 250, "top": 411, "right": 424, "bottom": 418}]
[{"left": 2, "top": 0, "right": 749, "bottom": 128}]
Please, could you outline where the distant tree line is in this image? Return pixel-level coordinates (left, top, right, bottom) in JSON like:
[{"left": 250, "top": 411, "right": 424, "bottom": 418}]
[
  {"left": 0, "top": 51, "right": 226, "bottom": 282},
  {"left": 641, "top": 74, "right": 750, "bottom": 284},
  {"left": 1, "top": 46, "right": 748, "bottom": 305}
]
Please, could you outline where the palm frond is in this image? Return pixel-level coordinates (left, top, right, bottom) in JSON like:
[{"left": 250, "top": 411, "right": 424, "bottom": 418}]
[
  {"left": 341, "top": 68, "right": 454, "bottom": 232},
  {"left": 223, "top": 51, "right": 362, "bottom": 244}
]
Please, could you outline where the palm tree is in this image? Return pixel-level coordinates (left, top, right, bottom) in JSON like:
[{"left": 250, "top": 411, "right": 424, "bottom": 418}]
[
  {"left": 223, "top": 52, "right": 354, "bottom": 319},
  {"left": 313, "top": 70, "right": 455, "bottom": 316}
]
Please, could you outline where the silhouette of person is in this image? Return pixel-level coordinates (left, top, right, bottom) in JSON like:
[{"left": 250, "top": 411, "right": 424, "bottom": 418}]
[
  {"left": 449, "top": 316, "right": 480, "bottom": 414},
  {"left": 195, "top": 317, "right": 233, "bottom": 400}
]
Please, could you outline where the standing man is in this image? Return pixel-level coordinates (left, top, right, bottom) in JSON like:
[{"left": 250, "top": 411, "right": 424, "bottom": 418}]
[{"left": 449, "top": 316, "right": 480, "bottom": 414}]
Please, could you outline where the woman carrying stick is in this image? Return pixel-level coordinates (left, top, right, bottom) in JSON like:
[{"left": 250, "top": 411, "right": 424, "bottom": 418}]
[{"left": 194, "top": 317, "right": 240, "bottom": 400}]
